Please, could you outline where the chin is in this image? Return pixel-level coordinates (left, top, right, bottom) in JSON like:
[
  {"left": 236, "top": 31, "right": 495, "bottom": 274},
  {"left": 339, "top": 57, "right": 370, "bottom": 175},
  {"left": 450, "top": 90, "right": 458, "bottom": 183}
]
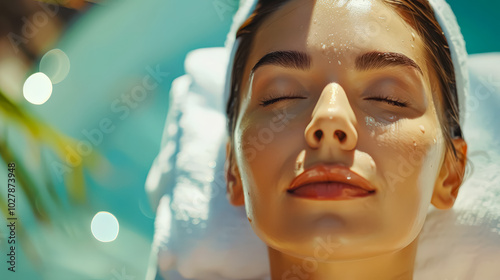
[{"left": 262, "top": 224, "right": 419, "bottom": 261}]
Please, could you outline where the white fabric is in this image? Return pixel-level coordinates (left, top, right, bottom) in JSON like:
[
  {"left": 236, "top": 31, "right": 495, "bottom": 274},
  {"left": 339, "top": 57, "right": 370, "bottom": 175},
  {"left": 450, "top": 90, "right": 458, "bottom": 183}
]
[
  {"left": 145, "top": 0, "right": 500, "bottom": 278},
  {"left": 428, "top": 0, "right": 469, "bottom": 126}
]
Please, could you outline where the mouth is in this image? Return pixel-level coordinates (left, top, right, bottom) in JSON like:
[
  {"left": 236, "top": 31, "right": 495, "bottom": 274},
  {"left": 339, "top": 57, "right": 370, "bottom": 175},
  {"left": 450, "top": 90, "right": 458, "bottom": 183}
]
[{"left": 287, "top": 164, "right": 376, "bottom": 201}]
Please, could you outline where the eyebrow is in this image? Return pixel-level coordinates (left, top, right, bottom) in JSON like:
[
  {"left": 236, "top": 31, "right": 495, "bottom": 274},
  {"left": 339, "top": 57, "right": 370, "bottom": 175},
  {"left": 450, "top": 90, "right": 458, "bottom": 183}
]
[
  {"left": 355, "top": 51, "right": 423, "bottom": 75},
  {"left": 250, "top": 50, "right": 422, "bottom": 75},
  {"left": 251, "top": 50, "right": 311, "bottom": 74}
]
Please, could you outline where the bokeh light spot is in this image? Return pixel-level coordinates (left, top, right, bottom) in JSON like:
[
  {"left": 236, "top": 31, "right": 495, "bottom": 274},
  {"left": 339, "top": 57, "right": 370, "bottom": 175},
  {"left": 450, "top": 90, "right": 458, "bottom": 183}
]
[
  {"left": 23, "top": 72, "right": 53, "bottom": 105},
  {"left": 39, "top": 49, "right": 70, "bottom": 84},
  {"left": 91, "top": 211, "right": 119, "bottom": 242}
]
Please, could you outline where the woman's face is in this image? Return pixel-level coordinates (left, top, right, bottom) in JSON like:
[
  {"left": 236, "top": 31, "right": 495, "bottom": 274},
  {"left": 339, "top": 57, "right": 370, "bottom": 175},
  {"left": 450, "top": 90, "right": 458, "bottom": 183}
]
[{"left": 230, "top": 0, "right": 447, "bottom": 259}]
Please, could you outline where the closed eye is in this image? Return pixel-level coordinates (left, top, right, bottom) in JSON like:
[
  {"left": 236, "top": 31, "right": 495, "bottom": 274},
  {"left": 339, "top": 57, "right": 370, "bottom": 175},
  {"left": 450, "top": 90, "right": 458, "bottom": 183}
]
[
  {"left": 365, "top": 96, "right": 409, "bottom": 107},
  {"left": 259, "top": 94, "right": 307, "bottom": 107}
]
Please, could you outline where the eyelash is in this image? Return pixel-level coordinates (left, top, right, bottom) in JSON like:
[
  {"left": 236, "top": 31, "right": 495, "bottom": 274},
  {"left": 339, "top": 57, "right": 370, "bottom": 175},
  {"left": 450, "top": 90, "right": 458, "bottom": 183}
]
[
  {"left": 259, "top": 93, "right": 306, "bottom": 107},
  {"left": 259, "top": 94, "right": 409, "bottom": 108},
  {"left": 365, "top": 95, "right": 409, "bottom": 107}
]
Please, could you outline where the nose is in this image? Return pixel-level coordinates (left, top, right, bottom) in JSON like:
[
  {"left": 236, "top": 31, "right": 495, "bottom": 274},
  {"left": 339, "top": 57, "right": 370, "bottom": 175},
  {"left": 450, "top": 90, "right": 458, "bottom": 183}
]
[{"left": 305, "top": 83, "right": 358, "bottom": 150}]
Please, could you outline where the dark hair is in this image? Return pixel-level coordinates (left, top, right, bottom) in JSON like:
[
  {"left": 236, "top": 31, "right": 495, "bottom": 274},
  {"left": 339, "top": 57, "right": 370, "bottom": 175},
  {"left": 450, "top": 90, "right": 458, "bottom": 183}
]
[{"left": 225, "top": 0, "right": 464, "bottom": 160}]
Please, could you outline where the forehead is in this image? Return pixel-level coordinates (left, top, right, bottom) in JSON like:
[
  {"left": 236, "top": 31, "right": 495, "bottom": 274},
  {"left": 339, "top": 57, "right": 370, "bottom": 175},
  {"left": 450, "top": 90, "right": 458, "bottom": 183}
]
[{"left": 245, "top": 0, "right": 428, "bottom": 81}]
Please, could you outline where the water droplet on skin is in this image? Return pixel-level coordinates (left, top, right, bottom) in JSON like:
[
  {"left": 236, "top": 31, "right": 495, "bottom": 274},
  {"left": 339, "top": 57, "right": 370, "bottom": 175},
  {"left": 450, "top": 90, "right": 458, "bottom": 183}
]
[
  {"left": 338, "top": 60, "right": 342, "bottom": 65},
  {"left": 433, "top": 138, "right": 437, "bottom": 144},
  {"left": 379, "top": 16, "right": 386, "bottom": 20},
  {"left": 347, "top": 174, "right": 351, "bottom": 180},
  {"left": 295, "top": 150, "right": 306, "bottom": 172},
  {"left": 411, "top": 44, "right": 414, "bottom": 48},
  {"left": 313, "top": 19, "right": 317, "bottom": 24},
  {"left": 419, "top": 125, "right": 425, "bottom": 134},
  {"left": 365, "top": 116, "right": 375, "bottom": 126},
  {"left": 334, "top": 48, "right": 338, "bottom": 52},
  {"left": 412, "top": 32, "right": 416, "bottom": 40},
  {"left": 413, "top": 141, "right": 417, "bottom": 147},
  {"left": 322, "top": 44, "right": 326, "bottom": 50}
]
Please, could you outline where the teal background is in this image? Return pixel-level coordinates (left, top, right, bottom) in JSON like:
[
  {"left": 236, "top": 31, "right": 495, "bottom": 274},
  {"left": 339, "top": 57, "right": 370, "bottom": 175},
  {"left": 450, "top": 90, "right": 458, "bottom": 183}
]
[{"left": 450, "top": 0, "right": 500, "bottom": 54}]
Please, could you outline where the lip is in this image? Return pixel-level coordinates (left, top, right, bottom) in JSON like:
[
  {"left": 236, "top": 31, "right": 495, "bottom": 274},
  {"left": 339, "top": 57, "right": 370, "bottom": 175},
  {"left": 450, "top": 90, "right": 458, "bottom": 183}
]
[{"left": 287, "top": 164, "right": 376, "bottom": 200}]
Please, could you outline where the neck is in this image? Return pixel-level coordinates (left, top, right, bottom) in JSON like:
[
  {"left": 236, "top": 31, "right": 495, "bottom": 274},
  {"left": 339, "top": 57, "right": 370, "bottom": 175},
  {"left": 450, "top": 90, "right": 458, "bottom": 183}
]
[{"left": 268, "top": 236, "right": 419, "bottom": 280}]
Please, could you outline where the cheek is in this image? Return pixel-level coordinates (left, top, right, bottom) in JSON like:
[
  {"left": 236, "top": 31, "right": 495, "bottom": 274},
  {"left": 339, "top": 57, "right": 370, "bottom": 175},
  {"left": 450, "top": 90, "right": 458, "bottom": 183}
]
[
  {"left": 358, "top": 116, "right": 445, "bottom": 242},
  {"left": 234, "top": 115, "right": 304, "bottom": 201},
  {"left": 360, "top": 114, "right": 444, "bottom": 196},
  {"left": 372, "top": 118, "right": 443, "bottom": 202},
  {"left": 234, "top": 125, "right": 290, "bottom": 244}
]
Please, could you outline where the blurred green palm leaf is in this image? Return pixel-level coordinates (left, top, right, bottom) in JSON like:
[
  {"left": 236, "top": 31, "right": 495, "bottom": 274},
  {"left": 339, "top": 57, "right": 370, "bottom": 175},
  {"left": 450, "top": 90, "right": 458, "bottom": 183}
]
[{"left": 0, "top": 88, "right": 90, "bottom": 261}]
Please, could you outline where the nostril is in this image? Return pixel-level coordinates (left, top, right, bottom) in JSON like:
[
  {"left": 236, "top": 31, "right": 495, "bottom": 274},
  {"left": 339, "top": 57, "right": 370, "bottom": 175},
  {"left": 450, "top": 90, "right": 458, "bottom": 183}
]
[
  {"left": 314, "top": 130, "right": 323, "bottom": 142},
  {"left": 335, "top": 130, "right": 346, "bottom": 142}
]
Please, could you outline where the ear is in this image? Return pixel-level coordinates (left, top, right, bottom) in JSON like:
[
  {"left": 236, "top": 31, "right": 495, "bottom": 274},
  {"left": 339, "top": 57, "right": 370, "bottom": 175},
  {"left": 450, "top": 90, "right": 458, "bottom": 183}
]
[
  {"left": 225, "top": 141, "right": 245, "bottom": 206},
  {"left": 431, "top": 138, "right": 468, "bottom": 209}
]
